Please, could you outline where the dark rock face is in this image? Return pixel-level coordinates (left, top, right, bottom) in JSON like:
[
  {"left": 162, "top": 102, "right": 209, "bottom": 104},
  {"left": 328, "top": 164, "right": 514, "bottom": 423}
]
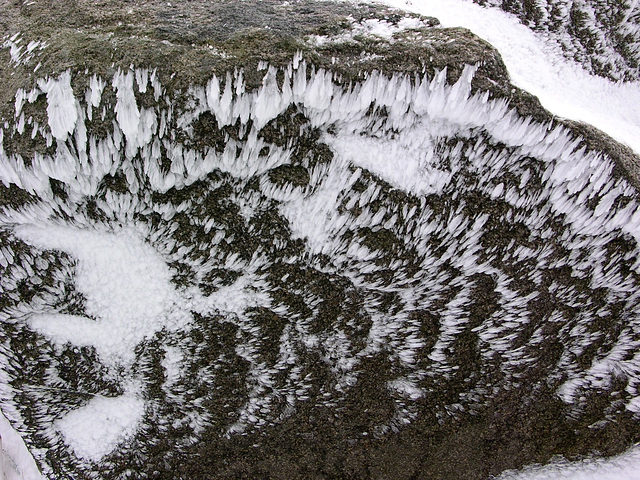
[{"left": 1, "top": 1, "right": 640, "bottom": 479}]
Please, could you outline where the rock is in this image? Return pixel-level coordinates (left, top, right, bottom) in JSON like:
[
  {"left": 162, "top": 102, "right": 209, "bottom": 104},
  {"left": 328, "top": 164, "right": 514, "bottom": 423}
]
[{"left": 1, "top": 1, "right": 639, "bottom": 479}]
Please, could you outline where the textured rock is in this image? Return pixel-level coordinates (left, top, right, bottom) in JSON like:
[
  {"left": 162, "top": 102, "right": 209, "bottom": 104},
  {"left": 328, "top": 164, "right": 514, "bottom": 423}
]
[{"left": 1, "top": 1, "right": 640, "bottom": 479}]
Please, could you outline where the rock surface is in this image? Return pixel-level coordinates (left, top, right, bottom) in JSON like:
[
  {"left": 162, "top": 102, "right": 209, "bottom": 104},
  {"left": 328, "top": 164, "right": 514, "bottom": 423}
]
[{"left": 0, "top": 1, "right": 639, "bottom": 479}]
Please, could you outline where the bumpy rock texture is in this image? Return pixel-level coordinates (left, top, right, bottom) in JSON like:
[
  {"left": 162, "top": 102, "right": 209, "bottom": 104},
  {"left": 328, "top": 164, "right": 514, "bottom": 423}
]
[{"left": 1, "top": 1, "right": 640, "bottom": 479}]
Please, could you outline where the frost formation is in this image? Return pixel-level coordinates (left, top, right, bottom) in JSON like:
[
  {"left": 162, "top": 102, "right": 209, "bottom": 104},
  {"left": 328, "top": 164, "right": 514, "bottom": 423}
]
[{"left": 0, "top": 49, "right": 639, "bottom": 479}]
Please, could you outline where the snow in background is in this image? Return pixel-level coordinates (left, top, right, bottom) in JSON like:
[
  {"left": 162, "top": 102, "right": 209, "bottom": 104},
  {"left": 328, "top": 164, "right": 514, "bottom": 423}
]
[
  {"left": 496, "top": 446, "right": 640, "bottom": 480},
  {"left": 0, "top": 411, "right": 45, "bottom": 480},
  {"left": 467, "top": 0, "right": 640, "bottom": 82},
  {"left": 371, "top": 0, "right": 640, "bottom": 156}
]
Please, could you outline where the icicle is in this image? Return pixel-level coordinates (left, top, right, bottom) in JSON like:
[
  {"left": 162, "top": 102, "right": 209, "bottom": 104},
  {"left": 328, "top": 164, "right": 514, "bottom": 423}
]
[
  {"left": 112, "top": 69, "right": 141, "bottom": 155},
  {"left": 37, "top": 70, "right": 78, "bottom": 142},
  {"left": 135, "top": 68, "right": 149, "bottom": 93},
  {"left": 253, "top": 66, "right": 285, "bottom": 129},
  {"left": 206, "top": 74, "right": 220, "bottom": 112},
  {"left": 216, "top": 72, "right": 234, "bottom": 127},
  {"left": 292, "top": 50, "right": 303, "bottom": 70},
  {"left": 14, "top": 88, "right": 26, "bottom": 118}
]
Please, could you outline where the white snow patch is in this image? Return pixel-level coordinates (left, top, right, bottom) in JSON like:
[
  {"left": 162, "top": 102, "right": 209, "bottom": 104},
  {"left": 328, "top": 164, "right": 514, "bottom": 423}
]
[
  {"left": 54, "top": 394, "right": 144, "bottom": 462},
  {"left": 497, "top": 444, "right": 640, "bottom": 480},
  {"left": 13, "top": 224, "right": 184, "bottom": 366},
  {"left": 307, "top": 15, "right": 431, "bottom": 46}
]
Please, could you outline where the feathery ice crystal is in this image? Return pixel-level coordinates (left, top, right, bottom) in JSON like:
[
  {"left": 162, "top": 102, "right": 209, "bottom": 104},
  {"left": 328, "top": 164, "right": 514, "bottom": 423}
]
[{"left": 1, "top": 53, "right": 640, "bottom": 478}]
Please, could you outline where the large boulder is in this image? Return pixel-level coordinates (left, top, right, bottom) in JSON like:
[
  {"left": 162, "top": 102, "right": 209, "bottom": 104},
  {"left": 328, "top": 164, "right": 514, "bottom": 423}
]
[{"left": 1, "top": 1, "right": 639, "bottom": 479}]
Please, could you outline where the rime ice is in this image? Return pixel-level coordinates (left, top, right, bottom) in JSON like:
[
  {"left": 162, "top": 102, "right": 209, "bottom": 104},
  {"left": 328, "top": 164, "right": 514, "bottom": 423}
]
[
  {"left": 1, "top": 10, "right": 640, "bottom": 480},
  {"left": 54, "top": 394, "right": 144, "bottom": 462}
]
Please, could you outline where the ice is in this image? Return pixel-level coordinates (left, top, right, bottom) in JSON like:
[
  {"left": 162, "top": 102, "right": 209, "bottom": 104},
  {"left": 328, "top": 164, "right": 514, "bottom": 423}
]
[
  {"left": 252, "top": 66, "right": 291, "bottom": 129},
  {"left": 14, "top": 88, "right": 26, "bottom": 118},
  {"left": 85, "top": 74, "right": 105, "bottom": 121},
  {"left": 36, "top": 71, "right": 77, "bottom": 142},
  {"left": 205, "top": 74, "right": 221, "bottom": 112},
  {"left": 2, "top": 34, "right": 45, "bottom": 67},
  {"left": 111, "top": 71, "right": 155, "bottom": 161},
  {"left": 326, "top": 128, "right": 449, "bottom": 196},
  {"left": 216, "top": 72, "right": 234, "bottom": 126},
  {"left": 53, "top": 394, "right": 144, "bottom": 462},
  {"left": 135, "top": 68, "right": 149, "bottom": 93}
]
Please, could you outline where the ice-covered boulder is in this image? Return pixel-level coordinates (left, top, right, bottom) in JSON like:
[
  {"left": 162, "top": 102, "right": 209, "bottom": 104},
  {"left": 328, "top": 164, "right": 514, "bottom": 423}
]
[{"left": 1, "top": 1, "right": 639, "bottom": 479}]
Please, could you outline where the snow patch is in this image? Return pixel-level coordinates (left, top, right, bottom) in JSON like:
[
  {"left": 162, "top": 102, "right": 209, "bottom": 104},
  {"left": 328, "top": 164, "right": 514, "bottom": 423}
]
[
  {"left": 54, "top": 394, "right": 144, "bottom": 463},
  {"left": 14, "top": 224, "right": 184, "bottom": 366},
  {"left": 498, "top": 444, "right": 640, "bottom": 480}
]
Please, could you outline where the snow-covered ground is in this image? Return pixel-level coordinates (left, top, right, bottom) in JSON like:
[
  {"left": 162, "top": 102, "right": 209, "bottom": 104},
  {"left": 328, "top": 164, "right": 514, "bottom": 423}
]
[
  {"left": 496, "top": 447, "right": 640, "bottom": 480},
  {"left": 0, "top": 412, "right": 44, "bottom": 480}
]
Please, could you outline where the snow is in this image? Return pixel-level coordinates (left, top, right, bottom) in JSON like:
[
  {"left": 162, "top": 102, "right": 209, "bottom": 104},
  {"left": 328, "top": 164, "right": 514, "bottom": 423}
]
[
  {"left": 13, "top": 224, "right": 185, "bottom": 367},
  {"left": 53, "top": 394, "right": 144, "bottom": 463},
  {"left": 497, "top": 447, "right": 640, "bottom": 480},
  {"left": 0, "top": 411, "right": 45, "bottom": 480},
  {"left": 3, "top": 222, "right": 193, "bottom": 470},
  {"left": 306, "top": 15, "right": 432, "bottom": 47},
  {"left": 370, "top": 0, "right": 640, "bottom": 156}
]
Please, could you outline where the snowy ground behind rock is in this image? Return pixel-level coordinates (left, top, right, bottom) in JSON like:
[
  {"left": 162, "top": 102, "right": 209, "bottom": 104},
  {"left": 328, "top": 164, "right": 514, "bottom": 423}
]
[{"left": 373, "top": 0, "right": 640, "bottom": 157}]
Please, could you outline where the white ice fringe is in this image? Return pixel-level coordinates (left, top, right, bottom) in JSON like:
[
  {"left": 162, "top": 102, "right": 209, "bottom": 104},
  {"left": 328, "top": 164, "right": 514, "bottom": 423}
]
[{"left": 0, "top": 58, "right": 623, "bottom": 204}]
